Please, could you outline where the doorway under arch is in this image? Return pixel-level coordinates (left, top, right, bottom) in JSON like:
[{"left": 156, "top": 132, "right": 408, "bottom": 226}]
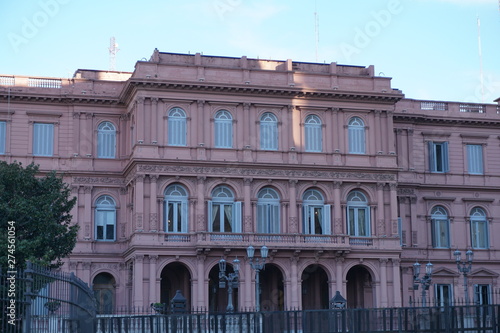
[
  {"left": 260, "top": 264, "right": 285, "bottom": 311},
  {"left": 346, "top": 265, "right": 374, "bottom": 308},
  {"left": 208, "top": 263, "right": 239, "bottom": 312},
  {"left": 160, "top": 262, "right": 191, "bottom": 309},
  {"left": 301, "top": 264, "right": 329, "bottom": 310},
  {"left": 92, "top": 272, "right": 116, "bottom": 314}
]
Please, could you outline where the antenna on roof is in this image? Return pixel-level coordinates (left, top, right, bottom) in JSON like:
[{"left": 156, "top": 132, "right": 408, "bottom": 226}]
[{"left": 109, "top": 37, "right": 120, "bottom": 71}]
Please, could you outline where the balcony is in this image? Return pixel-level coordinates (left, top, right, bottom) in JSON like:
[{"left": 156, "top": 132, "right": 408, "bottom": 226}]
[{"left": 157, "top": 232, "right": 401, "bottom": 252}]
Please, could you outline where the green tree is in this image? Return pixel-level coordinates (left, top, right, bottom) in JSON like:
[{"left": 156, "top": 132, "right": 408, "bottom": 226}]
[{"left": 0, "top": 161, "right": 78, "bottom": 269}]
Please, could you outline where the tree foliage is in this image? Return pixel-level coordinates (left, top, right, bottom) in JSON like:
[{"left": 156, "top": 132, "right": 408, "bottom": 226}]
[{"left": 0, "top": 161, "right": 78, "bottom": 269}]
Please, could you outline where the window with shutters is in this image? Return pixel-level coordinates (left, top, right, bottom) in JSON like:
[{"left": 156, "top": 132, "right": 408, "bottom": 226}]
[
  {"left": 97, "top": 121, "right": 116, "bottom": 158},
  {"left": 95, "top": 195, "right": 116, "bottom": 241},
  {"left": 0, "top": 121, "right": 5, "bottom": 154},
  {"left": 214, "top": 110, "right": 233, "bottom": 148},
  {"left": 257, "top": 187, "right": 280, "bottom": 233},
  {"left": 348, "top": 117, "right": 366, "bottom": 154},
  {"left": 168, "top": 107, "right": 187, "bottom": 146},
  {"left": 428, "top": 141, "right": 449, "bottom": 173},
  {"left": 431, "top": 206, "right": 450, "bottom": 248},
  {"left": 347, "top": 191, "right": 370, "bottom": 237},
  {"left": 33, "top": 122, "right": 54, "bottom": 156},
  {"left": 435, "top": 284, "right": 453, "bottom": 307},
  {"left": 305, "top": 115, "right": 322, "bottom": 152},
  {"left": 164, "top": 184, "right": 189, "bottom": 233},
  {"left": 260, "top": 112, "right": 278, "bottom": 150},
  {"left": 467, "top": 144, "right": 483, "bottom": 175},
  {"left": 302, "top": 189, "right": 330, "bottom": 235},
  {"left": 470, "top": 207, "right": 489, "bottom": 249},
  {"left": 208, "top": 186, "right": 241, "bottom": 233}
]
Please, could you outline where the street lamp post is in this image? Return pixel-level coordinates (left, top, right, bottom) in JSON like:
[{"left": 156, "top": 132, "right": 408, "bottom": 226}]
[
  {"left": 246, "top": 245, "right": 268, "bottom": 312},
  {"left": 413, "top": 261, "right": 433, "bottom": 307},
  {"left": 454, "top": 249, "right": 474, "bottom": 305},
  {"left": 218, "top": 258, "right": 240, "bottom": 312}
]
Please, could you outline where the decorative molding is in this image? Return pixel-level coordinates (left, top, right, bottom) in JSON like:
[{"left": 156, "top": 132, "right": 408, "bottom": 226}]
[
  {"left": 397, "top": 188, "right": 415, "bottom": 196},
  {"left": 73, "top": 177, "right": 125, "bottom": 185},
  {"left": 137, "top": 164, "right": 396, "bottom": 181}
]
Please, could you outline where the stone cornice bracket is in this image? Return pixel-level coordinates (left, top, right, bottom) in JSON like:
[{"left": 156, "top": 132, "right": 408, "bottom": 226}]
[{"left": 244, "top": 177, "right": 253, "bottom": 185}]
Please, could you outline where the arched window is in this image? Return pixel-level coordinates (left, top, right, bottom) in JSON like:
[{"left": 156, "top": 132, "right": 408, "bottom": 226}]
[
  {"left": 97, "top": 121, "right": 116, "bottom": 158},
  {"left": 348, "top": 117, "right": 366, "bottom": 154},
  {"left": 214, "top": 110, "right": 233, "bottom": 148},
  {"left": 168, "top": 107, "right": 187, "bottom": 146},
  {"left": 164, "top": 184, "right": 188, "bottom": 233},
  {"left": 260, "top": 112, "right": 278, "bottom": 150},
  {"left": 95, "top": 195, "right": 116, "bottom": 241},
  {"left": 431, "top": 206, "right": 450, "bottom": 248},
  {"left": 208, "top": 186, "right": 241, "bottom": 233},
  {"left": 347, "top": 191, "right": 370, "bottom": 237},
  {"left": 305, "top": 115, "right": 322, "bottom": 152},
  {"left": 257, "top": 188, "right": 280, "bottom": 233},
  {"left": 470, "top": 207, "right": 488, "bottom": 249},
  {"left": 93, "top": 273, "right": 116, "bottom": 314},
  {"left": 302, "top": 189, "right": 330, "bottom": 235}
]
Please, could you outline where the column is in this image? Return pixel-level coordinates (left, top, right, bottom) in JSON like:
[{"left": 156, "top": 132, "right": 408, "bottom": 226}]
[
  {"left": 333, "top": 181, "right": 342, "bottom": 234},
  {"left": 377, "top": 183, "right": 385, "bottom": 236},
  {"left": 374, "top": 110, "right": 382, "bottom": 153},
  {"left": 243, "top": 103, "right": 251, "bottom": 148},
  {"left": 197, "top": 255, "right": 206, "bottom": 308},
  {"left": 149, "top": 255, "right": 158, "bottom": 304},
  {"left": 83, "top": 186, "right": 92, "bottom": 240},
  {"left": 244, "top": 258, "right": 253, "bottom": 309},
  {"left": 389, "top": 183, "right": 398, "bottom": 236},
  {"left": 133, "top": 255, "right": 144, "bottom": 308},
  {"left": 196, "top": 176, "right": 206, "bottom": 232},
  {"left": 288, "top": 180, "right": 298, "bottom": 233},
  {"left": 379, "top": 258, "right": 388, "bottom": 307},
  {"left": 134, "top": 175, "right": 145, "bottom": 232},
  {"left": 387, "top": 111, "right": 395, "bottom": 154},
  {"left": 407, "top": 128, "right": 414, "bottom": 170},
  {"left": 290, "top": 257, "right": 299, "bottom": 309},
  {"left": 332, "top": 108, "right": 340, "bottom": 152},
  {"left": 325, "top": 108, "right": 333, "bottom": 153},
  {"left": 395, "top": 128, "right": 405, "bottom": 168},
  {"left": 247, "top": 104, "right": 256, "bottom": 149},
  {"left": 381, "top": 111, "right": 388, "bottom": 154},
  {"left": 335, "top": 258, "right": 344, "bottom": 295},
  {"left": 136, "top": 97, "right": 145, "bottom": 143},
  {"left": 197, "top": 100, "right": 207, "bottom": 146},
  {"left": 392, "top": 259, "right": 402, "bottom": 307},
  {"left": 149, "top": 175, "right": 159, "bottom": 231},
  {"left": 151, "top": 98, "right": 158, "bottom": 144},
  {"left": 243, "top": 178, "right": 252, "bottom": 232}
]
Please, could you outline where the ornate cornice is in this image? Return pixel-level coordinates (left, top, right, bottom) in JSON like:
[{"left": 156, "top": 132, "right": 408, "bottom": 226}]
[
  {"left": 137, "top": 164, "right": 396, "bottom": 181},
  {"left": 73, "top": 177, "right": 125, "bottom": 185}
]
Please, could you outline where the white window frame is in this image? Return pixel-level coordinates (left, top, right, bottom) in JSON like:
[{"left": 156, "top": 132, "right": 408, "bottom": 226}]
[
  {"left": 95, "top": 195, "right": 116, "bottom": 241},
  {"left": 467, "top": 144, "right": 484, "bottom": 175},
  {"left": 208, "top": 186, "right": 242, "bottom": 233},
  {"left": 305, "top": 115, "right": 322, "bottom": 152},
  {"left": 347, "top": 191, "right": 370, "bottom": 237},
  {"left": 33, "top": 122, "right": 54, "bottom": 156},
  {"left": 0, "top": 121, "right": 6, "bottom": 154},
  {"left": 168, "top": 107, "right": 187, "bottom": 146},
  {"left": 435, "top": 284, "right": 453, "bottom": 307},
  {"left": 214, "top": 110, "right": 233, "bottom": 148},
  {"left": 470, "top": 207, "right": 489, "bottom": 249},
  {"left": 164, "top": 184, "right": 189, "bottom": 233},
  {"left": 431, "top": 206, "right": 450, "bottom": 248},
  {"left": 257, "top": 188, "right": 280, "bottom": 233},
  {"left": 260, "top": 112, "right": 278, "bottom": 150},
  {"left": 97, "top": 121, "right": 116, "bottom": 158},
  {"left": 428, "top": 141, "right": 449, "bottom": 173},
  {"left": 302, "top": 189, "right": 331, "bottom": 235},
  {"left": 474, "top": 284, "right": 491, "bottom": 305},
  {"left": 348, "top": 117, "right": 366, "bottom": 154}
]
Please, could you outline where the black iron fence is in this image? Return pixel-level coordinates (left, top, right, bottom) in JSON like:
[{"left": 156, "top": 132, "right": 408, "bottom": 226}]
[
  {"left": 0, "top": 262, "right": 96, "bottom": 333},
  {"left": 95, "top": 304, "right": 500, "bottom": 333}
]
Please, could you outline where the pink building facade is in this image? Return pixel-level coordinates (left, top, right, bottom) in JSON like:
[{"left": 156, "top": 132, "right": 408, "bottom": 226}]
[{"left": 1, "top": 50, "right": 499, "bottom": 312}]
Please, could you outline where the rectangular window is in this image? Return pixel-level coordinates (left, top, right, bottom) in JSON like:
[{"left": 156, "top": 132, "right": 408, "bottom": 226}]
[
  {"left": 33, "top": 123, "right": 54, "bottom": 156},
  {"left": 0, "top": 121, "right": 6, "bottom": 154},
  {"left": 428, "top": 141, "right": 449, "bottom": 173},
  {"left": 435, "top": 284, "right": 452, "bottom": 307},
  {"left": 95, "top": 210, "right": 115, "bottom": 241},
  {"left": 467, "top": 144, "right": 483, "bottom": 174},
  {"left": 432, "top": 219, "right": 450, "bottom": 248},
  {"left": 474, "top": 284, "right": 491, "bottom": 305},
  {"left": 471, "top": 219, "right": 489, "bottom": 249}
]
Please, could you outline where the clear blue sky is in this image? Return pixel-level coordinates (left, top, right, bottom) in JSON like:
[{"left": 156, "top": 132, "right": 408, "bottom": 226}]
[{"left": 1, "top": 0, "right": 499, "bottom": 103}]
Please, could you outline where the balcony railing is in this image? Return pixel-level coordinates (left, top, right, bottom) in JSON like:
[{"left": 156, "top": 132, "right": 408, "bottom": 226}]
[
  {"left": 460, "top": 103, "right": 485, "bottom": 113},
  {"left": 162, "top": 232, "right": 398, "bottom": 250},
  {"left": 420, "top": 101, "right": 448, "bottom": 111},
  {"left": 28, "top": 77, "right": 62, "bottom": 89},
  {"left": 0, "top": 76, "right": 15, "bottom": 86}
]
